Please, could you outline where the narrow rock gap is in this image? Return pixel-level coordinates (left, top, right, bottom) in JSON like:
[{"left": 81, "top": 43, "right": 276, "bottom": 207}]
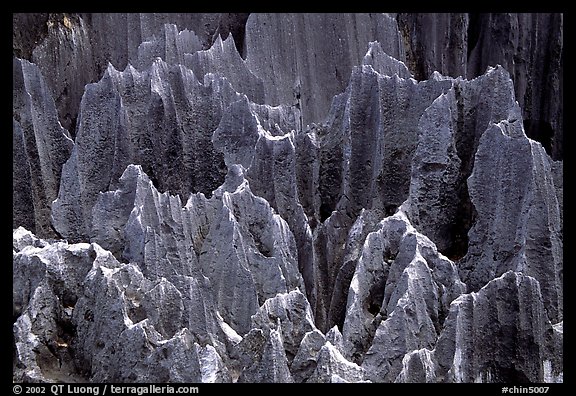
[
  {"left": 217, "top": 13, "right": 251, "bottom": 59},
  {"left": 523, "top": 119, "right": 554, "bottom": 157},
  {"left": 445, "top": 83, "right": 477, "bottom": 261},
  {"left": 466, "top": 13, "right": 482, "bottom": 60}
]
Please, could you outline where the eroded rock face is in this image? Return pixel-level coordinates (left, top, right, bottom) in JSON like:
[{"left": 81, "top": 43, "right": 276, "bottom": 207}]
[
  {"left": 409, "top": 271, "right": 562, "bottom": 383},
  {"left": 13, "top": 13, "right": 562, "bottom": 384},
  {"left": 13, "top": 58, "right": 74, "bottom": 237},
  {"left": 395, "top": 271, "right": 564, "bottom": 384},
  {"left": 460, "top": 120, "right": 563, "bottom": 322},
  {"left": 245, "top": 13, "right": 405, "bottom": 127},
  {"left": 466, "top": 13, "right": 563, "bottom": 160},
  {"left": 397, "top": 13, "right": 563, "bottom": 160},
  {"left": 90, "top": 163, "right": 304, "bottom": 336},
  {"left": 311, "top": 61, "right": 452, "bottom": 331},
  {"left": 51, "top": 60, "right": 240, "bottom": 241},
  {"left": 341, "top": 211, "right": 465, "bottom": 382},
  {"left": 13, "top": 234, "right": 120, "bottom": 382},
  {"left": 403, "top": 65, "right": 520, "bottom": 258},
  {"left": 13, "top": 13, "right": 247, "bottom": 134}
]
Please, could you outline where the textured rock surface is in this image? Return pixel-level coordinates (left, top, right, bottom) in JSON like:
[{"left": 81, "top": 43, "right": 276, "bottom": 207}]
[
  {"left": 404, "top": 65, "right": 520, "bottom": 258},
  {"left": 13, "top": 232, "right": 118, "bottom": 382},
  {"left": 460, "top": 120, "right": 563, "bottom": 322},
  {"left": 397, "top": 13, "right": 563, "bottom": 160},
  {"left": 13, "top": 13, "right": 563, "bottom": 383},
  {"left": 245, "top": 13, "right": 405, "bottom": 127},
  {"left": 13, "top": 58, "right": 74, "bottom": 236},
  {"left": 342, "top": 211, "right": 465, "bottom": 382},
  {"left": 13, "top": 13, "right": 247, "bottom": 134},
  {"left": 466, "top": 13, "right": 563, "bottom": 160},
  {"left": 395, "top": 271, "right": 563, "bottom": 383},
  {"left": 51, "top": 60, "right": 241, "bottom": 241},
  {"left": 312, "top": 62, "right": 452, "bottom": 330}
]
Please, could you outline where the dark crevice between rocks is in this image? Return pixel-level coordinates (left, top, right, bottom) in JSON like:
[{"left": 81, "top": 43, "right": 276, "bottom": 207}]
[
  {"left": 366, "top": 275, "right": 386, "bottom": 319},
  {"left": 318, "top": 151, "right": 344, "bottom": 224},
  {"left": 327, "top": 260, "right": 357, "bottom": 331},
  {"left": 446, "top": 187, "right": 477, "bottom": 262},
  {"left": 64, "top": 113, "right": 78, "bottom": 140},
  {"left": 396, "top": 14, "right": 427, "bottom": 81},
  {"left": 443, "top": 83, "right": 478, "bottom": 262},
  {"left": 523, "top": 119, "right": 554, "bottom": 157},
  {"left": 128, "top": 304, "right": 147, "bottom": 325},
  {"left": 319, "top": 202, "right": 333, "bottom": 223},
  {"left": 254, "top": 238, "right": 273, "bottom": 258},
  {"left": 43, "top": 302, "right": 86, "bottom": 383},
  {"left": 13, "top": 13, "right": 50, "bottom": 60},
  {"left": 491, "top": 364, "right": 532, "bottom": 384},
  {"left": 217, "top": 13, "right": 251, "bottom": 59},
  {"left": 466, "top": 13, "right": 482, "bottom": 59}
]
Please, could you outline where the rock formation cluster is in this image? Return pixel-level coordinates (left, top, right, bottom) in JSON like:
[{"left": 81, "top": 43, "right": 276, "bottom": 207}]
[{"left": 13, "top": 13, "right": 563, "bottom": 383}]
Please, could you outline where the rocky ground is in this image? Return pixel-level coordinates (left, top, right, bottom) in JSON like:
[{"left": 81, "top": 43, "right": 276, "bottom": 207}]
[{"left": 13, "top": 13, "right": 563, "bottom": 383}]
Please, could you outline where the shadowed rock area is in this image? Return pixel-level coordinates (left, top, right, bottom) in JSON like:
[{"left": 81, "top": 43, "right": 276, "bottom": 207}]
[{"left": 13, "top": 13, "right": 562, "bottom": 383}]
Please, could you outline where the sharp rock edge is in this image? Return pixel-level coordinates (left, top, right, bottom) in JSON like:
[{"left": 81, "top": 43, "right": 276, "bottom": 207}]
[{"left": 13, "top": 13, "right": 562, "bottom": 383}]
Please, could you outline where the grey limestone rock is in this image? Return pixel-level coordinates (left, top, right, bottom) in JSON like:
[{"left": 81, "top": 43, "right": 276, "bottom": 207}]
[
  {"left": 290, "top": 330, "right": 326, "bottom": 382},
  {"left": 394, "top": 348, "right": 438, "bottom": 383},
  {"left": 404, "top": 65, "right": 519, "bottom": 258},
  {"left": 13, "top": 119, "right": 35, "bottom": 233},
  {"left": 90, "top": 162, "right": 304, "bottom": 336},
  {"left": 13, "top": 58, "right": 74, "bottom": 237},
  {"left": 70, "top": 256, "right": 231, "bottom": 382},
  {"left": 396, "top": 13, "right": 563, "bottom": 160},
  {"left": 13, "top": 229, "right": 123, "bottom": 382},
  {"left": 342, "top": 211, "right": 464, "bottom": 381},
  {"left": 204, "top": 167, "right": 305, "bottom": 333},
  {"left": 13, "top": 12, "right": 562, "bottom": 161},
  {"left": 14, "top": 13, "right": 242, "bottom": 133},
  {"left": 466, "top": 13, "right": 563, "bottom": 160},
  {"left": 12, "top": 225, "right": 235, "bottom": 383},
  {"left": 362, "top": 41, "right": 413, "bottom": 79},
  {"left": 238, "top": 329, "right": 293, "bottom": 383},
  {"left": 245, "top": 13, "right": 405, "bottom": 127},
  {"left": 461, "top": 119, "right": 563, "bottom": 322},
  {"left": 186, "top": 34, "right": 265, "bottom": 104},
  {"left": 313, "top": 62, "right": 452, "bottom": 330},
  {"left": 251, "top": 290, "right": 315, "bottom": 364},
  {"left": 307, "top": 342, "right": 365, "bottom": 383},
  {"left": 136, "top": 23, "right": 203, "bottom": 70},
  {"left": 13, "top": 233, "right": 106, "bottom": 320},
  {"left": 434, "top": 271, "right": 562, "bottom": 383},
  {"left": 212, "top": 96, "right": 262, "bottom": 169},
  {"left": 52, "top": 59, "right": 245, "bottom": 241},
  {"left": 26, "top": 14, "right": 97, "bottom": 133},
  {"left": 12, "top": 13, "right": 563, "bottom": 384},
  {"left": 326, "top": 209, "right": 382, "bottom": 330},
  {"left": 394, "top": 271, "right": 562, "bottom": 383},
  {"left": 14, "top": 280, "right": 74, "bottom": 383},
  {"left": 108, "top": 324, "right": 231, "bottom": 383},
  {"left": 13, "top": 226, "right": 47, "bottom": 253},
  {"left": 246, "top": 127, "right": 316, "bottom": 315},
  {"left": 397, "top": 13, "right": 469, "bottom": 81}
]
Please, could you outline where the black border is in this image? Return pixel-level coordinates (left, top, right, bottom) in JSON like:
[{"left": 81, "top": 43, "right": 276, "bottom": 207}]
[{"left": 8, "top": 8, "right": 570, "bottom": 390}]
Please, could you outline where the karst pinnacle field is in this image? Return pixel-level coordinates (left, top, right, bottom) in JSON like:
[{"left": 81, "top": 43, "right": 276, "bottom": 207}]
[{"left": 13, "top": 13, "right": 563, "bottom": 383}]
